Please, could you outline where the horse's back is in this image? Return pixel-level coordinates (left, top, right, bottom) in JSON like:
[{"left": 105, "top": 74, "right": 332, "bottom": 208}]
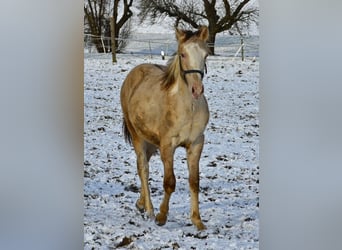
[
  {"left": 124, "top": 63, "right": 165, "bottom": 84},
  {"left": 121, "top": 63, "right": 165, "bottom": 102}
]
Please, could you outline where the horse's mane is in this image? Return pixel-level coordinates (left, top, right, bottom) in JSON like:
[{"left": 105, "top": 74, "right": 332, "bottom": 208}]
[{"left": 161, "top": 54, "right": 181, "bottom": 90}]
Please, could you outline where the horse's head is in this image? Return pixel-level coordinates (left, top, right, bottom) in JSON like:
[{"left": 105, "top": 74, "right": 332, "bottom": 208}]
[{"left": 176, "top": 26, "right": 209, "bottom": 99}]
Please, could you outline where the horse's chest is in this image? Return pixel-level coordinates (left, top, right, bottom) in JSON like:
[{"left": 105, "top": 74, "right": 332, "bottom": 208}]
[
  {"left": 168, "top": 103, "right": 208, "bottom": 145},
  {"left": 185, "top": 114, "right": 207, "bottom": 138}
]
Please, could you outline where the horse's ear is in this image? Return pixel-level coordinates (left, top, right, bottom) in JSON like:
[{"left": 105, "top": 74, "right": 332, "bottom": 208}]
[
  {"left": 198, "top": 26, "right": 209, "bottom": 42},
  {"left": 175, "top": 28, "right": 186, "bottom": 42}
]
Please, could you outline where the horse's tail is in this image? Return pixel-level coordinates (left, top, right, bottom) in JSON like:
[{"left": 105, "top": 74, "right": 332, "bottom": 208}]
[{"left": 122, "top": 118, "right": 132, "bottom": 145}]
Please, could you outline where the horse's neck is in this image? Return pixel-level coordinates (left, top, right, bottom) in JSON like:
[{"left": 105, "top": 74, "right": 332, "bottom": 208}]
[
  {"left": 165, "top": 57, "right": 197, "bottom": 106},
  {"left": 166, "top": 72, "right": 186, "bottom": 95}
]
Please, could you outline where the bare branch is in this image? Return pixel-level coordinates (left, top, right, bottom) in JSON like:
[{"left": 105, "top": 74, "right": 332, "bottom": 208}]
[
  {"left": 85, "top": 0, "right": 134, "bottom": 53},
  {"left": 138, "top": 0, "right": 258, "bottom": 54},
  {"left": 222, "top": 0, "right": 231, "bottom": 18}
]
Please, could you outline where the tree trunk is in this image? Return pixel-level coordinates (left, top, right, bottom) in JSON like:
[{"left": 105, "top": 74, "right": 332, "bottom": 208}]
[
  {"left": 114, "top": 27, "right": 119, "bottom": 50},
  {"left": 111, "top": 17, "right": 117, "bottom": 63},
  {"left": 207, "top": 29, "right": 217, "bottom": 55},
  {"left": 113, "top": 0, "right": 119, "bottom": 51}
]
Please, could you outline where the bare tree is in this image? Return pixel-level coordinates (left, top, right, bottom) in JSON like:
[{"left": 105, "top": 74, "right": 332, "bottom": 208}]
[
  {"left": 84, "top": 0, "right": 133, "bottom": 53},
  {"left": 112, "top": 0, "right": 133, "bottom": 52},
  {"left": 84, "top": 0, "right": 109, "bottom": 53},
  {"left": 139, "top": 0, "right": 258, "bottom": 55}
]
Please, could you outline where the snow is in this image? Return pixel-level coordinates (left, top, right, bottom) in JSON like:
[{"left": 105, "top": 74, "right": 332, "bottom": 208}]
[{"left": 84, "top": 52, "right": 259, "bottom": 249}]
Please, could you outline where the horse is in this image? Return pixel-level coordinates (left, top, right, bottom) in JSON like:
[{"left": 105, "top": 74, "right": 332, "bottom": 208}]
[{"left": 120, "top": 26, "right": 210, "bottom": 230}]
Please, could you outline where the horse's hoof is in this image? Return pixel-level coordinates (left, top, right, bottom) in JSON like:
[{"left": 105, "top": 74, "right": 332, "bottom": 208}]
[
  {"left": 195, "top": 222, "right": 207, "bottom": 231},
  {"left": 146, "top": 210, "right": 155, "bottom": 220},
  {"left": 135, "top": 201, "right": 145, "bottom": 213},
  {"left": 155, "top": 213, "right": 167, "bottom": 226},
  {"left": 155, "top": 220, "right": 166, "bottom": 226}
]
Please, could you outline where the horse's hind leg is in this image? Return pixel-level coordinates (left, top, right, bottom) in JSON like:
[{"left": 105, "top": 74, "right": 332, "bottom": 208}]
[
  {"left": 186, "top": 134, "right": 206, "bottom": 230},
  {"left": 133, "top": 139, "right": 156, "bottom": 219}
]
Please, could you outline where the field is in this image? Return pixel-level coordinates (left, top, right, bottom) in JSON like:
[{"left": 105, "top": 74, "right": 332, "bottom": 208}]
[{"left": 84, "top": 52, "right": 259, "bottom": 249}]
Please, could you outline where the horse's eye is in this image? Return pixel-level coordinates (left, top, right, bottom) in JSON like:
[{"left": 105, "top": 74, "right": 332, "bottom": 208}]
[{"left": 181, "top": 53, "right": 185, "bottom": 58}]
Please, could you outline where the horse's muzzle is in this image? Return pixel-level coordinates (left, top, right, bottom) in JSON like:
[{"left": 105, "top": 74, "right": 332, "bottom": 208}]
[{"left": 192, "top": 84, "right": 204, "bottom": 99}]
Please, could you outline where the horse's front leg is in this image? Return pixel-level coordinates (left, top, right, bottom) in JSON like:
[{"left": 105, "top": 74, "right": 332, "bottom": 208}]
[
  {"left": 186, "top": 134, "right": 206, "bottom": 230},
  {"left": 155, "top": 144, "right": 176, "bottom": 226}
]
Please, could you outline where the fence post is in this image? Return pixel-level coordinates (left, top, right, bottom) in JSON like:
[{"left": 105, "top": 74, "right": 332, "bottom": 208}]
[
  {"left": 110, "top": 17, "right": 117, "bottom": 63},
  {"left": 148, "top": 40, "right": 152, "bottom": 58},
  {"left": 240, "top": 38, "right": 244, "bottom": 61},
  {"left": 100, "top": 36, "right": 106, "bottom": 53},
  {"left": 166, "top": 41, "right": 169, "bottom": 57}
]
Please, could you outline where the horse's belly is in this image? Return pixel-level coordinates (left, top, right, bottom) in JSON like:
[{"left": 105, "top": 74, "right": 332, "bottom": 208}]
[{"left": 131, "top": 108, "right": 162, "bottom": 145}]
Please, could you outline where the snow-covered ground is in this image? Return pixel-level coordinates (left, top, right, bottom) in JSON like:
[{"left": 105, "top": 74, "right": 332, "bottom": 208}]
[{"left": 84, "top": 53, "right": 259, "bottom": 249}]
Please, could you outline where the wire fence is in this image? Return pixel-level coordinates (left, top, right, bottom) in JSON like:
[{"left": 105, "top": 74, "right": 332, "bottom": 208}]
[{"left": 84, "top": 33, "right": 259, "bottom": 59}]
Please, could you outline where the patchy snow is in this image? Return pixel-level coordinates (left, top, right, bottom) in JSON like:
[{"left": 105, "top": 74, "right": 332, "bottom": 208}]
[{"left": 84, "top": 53, "right": 259, "bottom": 249}]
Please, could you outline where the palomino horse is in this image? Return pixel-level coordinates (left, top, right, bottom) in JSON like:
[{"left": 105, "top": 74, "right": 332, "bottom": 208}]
[{"left": 120, "top": 26, "right": 210, "bottom": 230}]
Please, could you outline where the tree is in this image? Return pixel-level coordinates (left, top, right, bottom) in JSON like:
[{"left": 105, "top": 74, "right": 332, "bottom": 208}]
[
  {"left": 139, "top": 0, "right": 258, "bottom": 55},
  {"left": 84, "top": 0, "right": 109, "bottom": 53},
  {"left": 84, "top": 0, "right": 133, "bottom": 53},
  {"left": 111, "top": 0, "right": 133, "bottom": 62}
]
